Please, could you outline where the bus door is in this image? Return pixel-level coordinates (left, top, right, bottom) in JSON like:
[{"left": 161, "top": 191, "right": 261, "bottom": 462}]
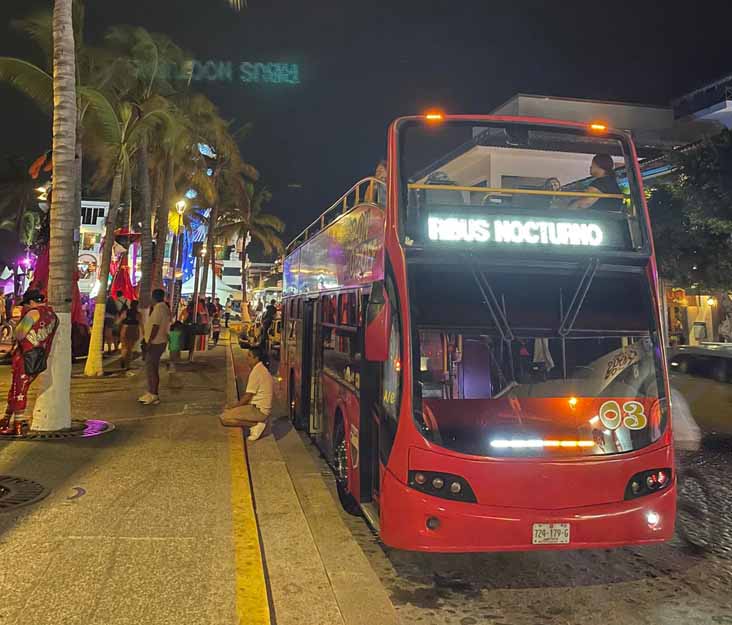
[
  {"left": 361, "top": 282, "right": 398, "bottom": 511},
  {"left": 295, "top": 298, "right": 314, "bottom": 431},
  {"left": 359, "top": 292, "right": 381, "bottom": 508},
  {"left": 308, "top": 298, "right": 324, "bottom": 434}
]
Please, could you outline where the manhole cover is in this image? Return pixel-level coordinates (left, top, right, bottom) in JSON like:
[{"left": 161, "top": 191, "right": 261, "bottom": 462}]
[
  {"left": 0, "top": 419, "right": 114, "bottom": 441},
  {"left": 0, "top": 476, "right": 50, "bottom": 512}
]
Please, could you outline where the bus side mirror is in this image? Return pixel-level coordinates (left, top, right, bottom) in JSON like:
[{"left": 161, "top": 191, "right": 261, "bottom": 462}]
[{"left": 365, "top": 282, "right": 391, "bottom": 362}]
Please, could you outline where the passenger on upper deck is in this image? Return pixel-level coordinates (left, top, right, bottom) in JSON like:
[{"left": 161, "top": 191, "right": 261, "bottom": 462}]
[
  {"left": 570, "top": 154, "right": 623, "bottom": 211},
  {"left": 543, "top": 177, "right": 562, "bottom": 208},
  {"left": 366, "top": 159, "right": 387, "bottom": 204}
]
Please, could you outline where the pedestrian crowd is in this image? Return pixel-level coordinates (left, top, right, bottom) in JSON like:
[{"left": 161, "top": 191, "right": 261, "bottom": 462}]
[{"left": 3, "top": 284, "right": 275, "bottom": 440}]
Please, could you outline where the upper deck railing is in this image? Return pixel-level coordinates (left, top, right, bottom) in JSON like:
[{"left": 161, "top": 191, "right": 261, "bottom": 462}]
[
  {"left": 286, "top": 177, "right": 386, "bottom": 254},
  {"left": 407, "top": 183, "right": 625, "bottom": 200}
]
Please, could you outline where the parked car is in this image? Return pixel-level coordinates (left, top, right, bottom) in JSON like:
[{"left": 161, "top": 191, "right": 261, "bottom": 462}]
[
  {"left": 669, "top": 343, "right": 732, "bottom": 383},
  {"left": 669, "top": 343, "right": 732, "bottom": 435}
]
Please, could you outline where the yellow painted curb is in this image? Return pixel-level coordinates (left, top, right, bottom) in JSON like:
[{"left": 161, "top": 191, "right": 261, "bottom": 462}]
[
  {"left": 229, "top": 427, "right": 271, "bottom": 625},
  {"left": 227, "top": 336, "right": 271, "bottom": 625}
]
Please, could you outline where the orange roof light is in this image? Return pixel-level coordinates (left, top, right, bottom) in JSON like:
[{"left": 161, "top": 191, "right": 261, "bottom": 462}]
[
  {"left": 424, "top": 110, "right": 445, "bottom": 122},
  {"left": 590, "top": 122, "right": 608, "bottom": 133}
]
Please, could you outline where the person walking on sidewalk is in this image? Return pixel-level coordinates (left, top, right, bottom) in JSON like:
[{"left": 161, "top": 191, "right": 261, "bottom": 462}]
[
  {"left": 220, "top": 346, "right": 273, "bottom": 441},
  {"left": 119, "top": 300, "right": 140, "bottom": 371},
  {"left": 139, "top": 289, "right": 170, "bottom": 406},
  {"left": 211, "top": 313, "right": 221, "bottom": 346},
  {"left": 224, "top": 297, "right": 232, "bottom": 328}
]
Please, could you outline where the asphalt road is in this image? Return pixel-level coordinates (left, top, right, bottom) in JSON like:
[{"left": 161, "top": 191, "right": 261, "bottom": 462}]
[{"left": 290, "top": 371, "right": 732, "bottom": 625}]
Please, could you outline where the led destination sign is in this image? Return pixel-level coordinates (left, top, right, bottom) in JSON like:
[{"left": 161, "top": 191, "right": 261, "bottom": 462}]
[{"left": 428, "top": 215, "right": 607, "bottom": 247}]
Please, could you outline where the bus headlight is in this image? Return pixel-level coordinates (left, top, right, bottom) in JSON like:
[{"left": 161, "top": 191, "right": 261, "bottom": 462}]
[
  {"left": 408, "top": 470, "right": 477, "bottom": 503},
  {"left": 624, "top": 469, "right": 672, "bottom": 500}
]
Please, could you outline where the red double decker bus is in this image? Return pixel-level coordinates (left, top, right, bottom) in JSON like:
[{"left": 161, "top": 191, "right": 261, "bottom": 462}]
[{"left": 282, "top": 114, "right": 674, "bottom": 552}]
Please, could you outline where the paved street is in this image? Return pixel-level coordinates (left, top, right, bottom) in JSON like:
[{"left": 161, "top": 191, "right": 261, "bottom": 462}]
[
  {"left": 2, "top": 345, "right": 732, "bottom": 625},
  {"left": 251, "top": 354, "right": 732, "bottom": 625},
  {"left": 283, "top": 425, "right": 732, "bottom": 625},
  {"left": 0, "top": 341, "right": 266, "bottom": 625}
]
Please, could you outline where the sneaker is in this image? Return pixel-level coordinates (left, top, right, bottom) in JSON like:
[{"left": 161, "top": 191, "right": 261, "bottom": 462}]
[
  {"left": 141, "top": 394, "right": 160, "bottom": 405},
  {"left": 137, "top": 392, "right": 153, "bottom": 403},
  {"left": 247, "top": 421, "right": 267, "bottom": 441}
]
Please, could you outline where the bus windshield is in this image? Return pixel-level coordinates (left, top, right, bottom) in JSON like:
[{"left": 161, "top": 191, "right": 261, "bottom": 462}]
[
  {"left": 410, "top": 265, "right": 667, "bottom": 457},
  {"left": 398, "top": 120, "right": 644, "bottom": 251}
]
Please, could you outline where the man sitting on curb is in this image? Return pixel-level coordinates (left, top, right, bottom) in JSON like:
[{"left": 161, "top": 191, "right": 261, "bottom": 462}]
[{"left": 220, "top": 346, "right": 273, "bottom": 441}]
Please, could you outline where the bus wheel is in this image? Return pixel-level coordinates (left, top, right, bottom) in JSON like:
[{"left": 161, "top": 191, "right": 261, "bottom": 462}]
[
  {"left": 677, "top": 465, "right": 720, "bottom": 554},
  {"left": 334, "top": 418, "right": 361, "bottom": 516}
]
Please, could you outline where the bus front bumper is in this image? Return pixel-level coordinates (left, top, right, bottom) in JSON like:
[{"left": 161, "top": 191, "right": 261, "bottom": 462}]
[{"left": 379, "top": 470, "right": 676, "bottom": 553}]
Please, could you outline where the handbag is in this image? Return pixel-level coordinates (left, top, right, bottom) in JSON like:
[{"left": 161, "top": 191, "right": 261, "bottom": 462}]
[{"left": 23, "top": 346, "right": 48, "bottom": 376}]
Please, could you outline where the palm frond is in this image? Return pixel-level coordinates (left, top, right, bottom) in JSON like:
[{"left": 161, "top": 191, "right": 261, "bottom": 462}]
[
  {"left": 252, "top": 213, "right": 285, "bottom": 232},
  {"left": 251, "top": 229, "right": 284, "bottom": 255},
  {"left": 81, "top": 87, "right": 122, "bottom": 147},
  {"left": 215, "top": 222, "right": 245, "bottom": 241},
  {"left": 11, "top": 10, "right": 52, "bottom": 71},
  {"left": 0, "top": 57, "right": 52, "bottom": 113},
  {"left": 189, "top": 169, "right": 217, "bottom": 205}
]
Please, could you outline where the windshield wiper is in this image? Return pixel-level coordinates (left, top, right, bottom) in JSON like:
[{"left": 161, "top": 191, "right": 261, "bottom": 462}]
[
  {"left": 558, "top": 258, "right": 599, "bottom": 337},
  {"left": 471, "top": 268, "right": 515, "bottom": 343}
]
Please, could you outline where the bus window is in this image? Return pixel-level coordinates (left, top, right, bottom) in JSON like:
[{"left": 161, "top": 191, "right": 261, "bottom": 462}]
[{"left": 410, "top": 265, "right": 667, "bottom": 457}]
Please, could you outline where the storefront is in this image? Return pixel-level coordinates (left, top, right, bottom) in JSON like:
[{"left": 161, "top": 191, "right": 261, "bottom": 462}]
[{"left": 663, "top": 286, "right": 732, "bottom": 346}]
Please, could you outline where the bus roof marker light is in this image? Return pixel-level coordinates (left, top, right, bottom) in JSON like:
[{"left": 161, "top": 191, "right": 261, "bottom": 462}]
[
  {"left": 568, "top": 397, "right": 578, "bottom": 408},
  {"left": 590, "top": 122, "right": 608, "bottom": 132},
  {"left": 424, "top": 110, "right": 445, "bottom": 122}
]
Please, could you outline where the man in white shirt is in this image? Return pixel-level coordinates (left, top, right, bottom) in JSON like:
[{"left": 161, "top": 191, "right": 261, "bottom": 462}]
[
  {"left": 220, "top": 346, "right": 274, "bottom": 441},
  {"left": 139, "top": 289, "right": 171, "bottom": 406}
]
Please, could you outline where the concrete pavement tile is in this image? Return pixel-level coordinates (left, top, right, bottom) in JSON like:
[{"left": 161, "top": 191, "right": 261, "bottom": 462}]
[
  {"left": 6, "top": 537, "right": 236, "bottom": 625},
  {"left": 248, "top": 438, "right": 345, "bottom": 625}
]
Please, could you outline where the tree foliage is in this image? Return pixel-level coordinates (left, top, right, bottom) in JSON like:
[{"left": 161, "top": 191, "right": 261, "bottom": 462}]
[{"left": 648, "top": 129, "right": 732, "bottom": 290}]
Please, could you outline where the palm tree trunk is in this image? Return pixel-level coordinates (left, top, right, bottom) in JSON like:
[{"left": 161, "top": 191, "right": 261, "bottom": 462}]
[
  {"left": 210, "top": 247, "right": 216, "bottom": 303},
  {"left": 207, "top": 205, "right": 218, "bottom": 302},
  {"left": 152, "top": 158, "right": 167, "bottom": 289},
  {"left": 199, "top": 243, "right": 209, "bottom": 305},
  {"left": 138, "top": 141, "right": 153, "bottom": 310},
  {"left": 240, "top": 228, "right": 249, "bottom": 321},
  {"left": 167, "top": 231, "right": 178, "bottom": 303},
  {"left": 32, "top": 0, "right": 77, "bottom": 431},
  {"left": 125, "top": 168, "right": 133, "bottom": 232},
  {"left": 72, "top": 117, "right": 83, "bottom": 258},
  {"left": 84, "top": 166, "right": 122, "bottom": 377}
]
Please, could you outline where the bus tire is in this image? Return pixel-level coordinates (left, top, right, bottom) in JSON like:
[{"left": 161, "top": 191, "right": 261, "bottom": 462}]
[
  {"left": 677, "top": 466, "right": 721, "bottom": 554},
  {"left": 334, "top": 417, "right": 361, "bottom": 517}
]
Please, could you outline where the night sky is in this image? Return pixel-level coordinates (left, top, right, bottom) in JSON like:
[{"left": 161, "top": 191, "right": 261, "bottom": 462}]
[{"left": 2, "top": 0, "right": 732, "bottom": 247}]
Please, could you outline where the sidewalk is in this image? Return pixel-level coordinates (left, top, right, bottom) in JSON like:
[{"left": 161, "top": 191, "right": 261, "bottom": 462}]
[
  {"left": 231, "top": 342, "right": 400, "bottom": 625},
  {"left": 0, "top": 338, "right": 268, "bottom": 625}
]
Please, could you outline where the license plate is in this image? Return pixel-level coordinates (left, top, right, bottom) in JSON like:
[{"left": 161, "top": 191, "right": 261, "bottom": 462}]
[{"left": 532, "top": 523, "right": 570, "bottom": 545}]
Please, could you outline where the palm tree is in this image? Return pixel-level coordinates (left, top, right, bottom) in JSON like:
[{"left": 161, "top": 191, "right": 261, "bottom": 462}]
[
  {"left": 103, "top": 27, "right": 190, "bottom": 310},
  {"left": 30, "top": 0, "right": 77, "bottom": 431},
  {"left": 82, "top": 90, "right": 171, "bottom": 376},
  {"left": 0, "top": 157, "right": 40, "bottom": 243},
  {"left": 0, "top": 2, "right": 119, "bottom": 258},
  {"left": 218, "top": 183, "right": 284, "bottom": 304}
]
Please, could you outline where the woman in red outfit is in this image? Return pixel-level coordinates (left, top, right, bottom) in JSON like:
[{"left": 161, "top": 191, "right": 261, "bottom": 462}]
[{"left": 1, "top": 290, "right": 58, "bottom": 435}]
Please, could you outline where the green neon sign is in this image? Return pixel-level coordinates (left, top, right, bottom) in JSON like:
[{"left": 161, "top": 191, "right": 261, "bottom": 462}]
[{"left": 157, "top": 60, "right": 300, "bottom": 85}]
